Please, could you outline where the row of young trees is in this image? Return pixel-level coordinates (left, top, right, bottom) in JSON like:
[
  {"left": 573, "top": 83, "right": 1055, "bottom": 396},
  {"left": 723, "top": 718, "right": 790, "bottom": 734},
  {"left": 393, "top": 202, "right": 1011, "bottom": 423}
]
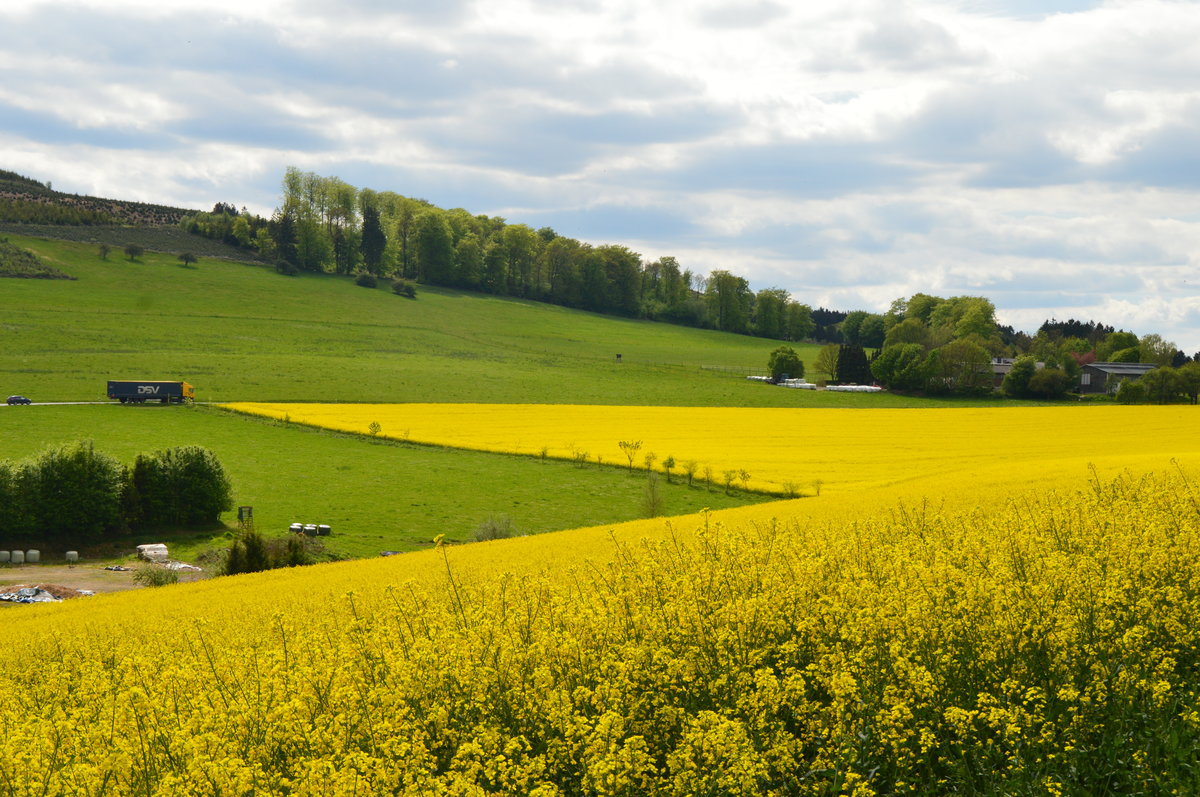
[
  {"left": 0, "top": 197, "right": 119, "bottom": 226},
  {"left": 181, "top": 168, "right": 819, "bottom": 342},
  {"left": 0, "top": 442, "right": 232, "bottom": 543}
]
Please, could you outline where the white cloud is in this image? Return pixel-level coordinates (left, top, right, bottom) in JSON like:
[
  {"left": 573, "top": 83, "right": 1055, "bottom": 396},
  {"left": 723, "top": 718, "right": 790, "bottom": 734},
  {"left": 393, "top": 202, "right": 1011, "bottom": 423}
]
[{"left": 2, "top": 0, "right": 1200, "bottom": 348}]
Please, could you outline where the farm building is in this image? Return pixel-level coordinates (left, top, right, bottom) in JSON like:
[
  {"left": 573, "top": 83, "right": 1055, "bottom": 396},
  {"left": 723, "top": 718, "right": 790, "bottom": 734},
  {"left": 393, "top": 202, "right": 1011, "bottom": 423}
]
[
  {"left": 1079, "top": 361, "right": 1158, "bottom": 394},
  {"left": 990, "top": 357, "right": 1044, "bottom": 389}
]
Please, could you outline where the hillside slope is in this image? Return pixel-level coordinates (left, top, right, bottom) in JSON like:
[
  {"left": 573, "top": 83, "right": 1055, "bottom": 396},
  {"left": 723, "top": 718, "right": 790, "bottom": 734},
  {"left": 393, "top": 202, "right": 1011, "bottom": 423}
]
[{"left": 0, "top": 234, "right": 873, "bottom": 407}]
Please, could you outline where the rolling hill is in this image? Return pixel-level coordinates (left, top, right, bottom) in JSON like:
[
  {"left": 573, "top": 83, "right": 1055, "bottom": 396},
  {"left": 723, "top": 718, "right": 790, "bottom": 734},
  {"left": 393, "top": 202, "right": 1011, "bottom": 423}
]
[{"left": 0, "top": 233, "right": 852, "bottom": 407}]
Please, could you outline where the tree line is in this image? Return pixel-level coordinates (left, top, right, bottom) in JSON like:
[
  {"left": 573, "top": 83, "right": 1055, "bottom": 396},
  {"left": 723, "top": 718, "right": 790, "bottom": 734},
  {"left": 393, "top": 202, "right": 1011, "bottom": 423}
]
[
  {"left": 854, "top": 293, "right": 1198, "bottom": 399},
  {"left": 176, "top": 169, "right": 1199, "bottom": 370},
  {"left": 0, "top": 442, "right": 232, "bottom": 543},
  {"left": 0, "top": 197, "right": 119, "bottom": 226},
  {"left": 181, "top": 168, "right": 819, "bottom": 342}
]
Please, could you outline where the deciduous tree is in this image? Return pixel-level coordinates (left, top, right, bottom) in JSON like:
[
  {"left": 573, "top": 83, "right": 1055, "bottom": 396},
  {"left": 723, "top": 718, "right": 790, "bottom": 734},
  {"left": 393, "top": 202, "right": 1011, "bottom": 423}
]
[
  {"left": 767, "top": 346, "right": 804, "bottom": 381},
  {"left": 813, "top": 344, "right": 840, "bottom": 381},
  {"left": 870, "top": 343, "right": 928, "bottom": 391}
]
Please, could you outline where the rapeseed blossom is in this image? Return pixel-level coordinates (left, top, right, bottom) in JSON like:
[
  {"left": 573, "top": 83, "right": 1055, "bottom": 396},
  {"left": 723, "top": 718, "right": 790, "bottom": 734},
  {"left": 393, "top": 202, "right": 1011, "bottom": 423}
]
[
  {"left": 2, "top": 461, "right": 1199, "bottom": 793},
  {"left": 223, "top": 403, "right": 1200, "bottom": 494}
]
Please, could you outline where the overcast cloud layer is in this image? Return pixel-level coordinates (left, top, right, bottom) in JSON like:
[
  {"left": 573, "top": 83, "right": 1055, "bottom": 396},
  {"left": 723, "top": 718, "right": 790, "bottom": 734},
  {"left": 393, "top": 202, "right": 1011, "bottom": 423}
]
[{"left": 2, "top": 0, "right": 1198, "bottom": 349}]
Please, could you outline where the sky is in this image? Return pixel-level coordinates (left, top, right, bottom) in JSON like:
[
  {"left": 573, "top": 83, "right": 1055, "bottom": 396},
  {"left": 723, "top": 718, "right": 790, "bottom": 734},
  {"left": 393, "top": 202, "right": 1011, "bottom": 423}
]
[{"left": 2, "top": 0, "right": 1199, "bottom": 350}]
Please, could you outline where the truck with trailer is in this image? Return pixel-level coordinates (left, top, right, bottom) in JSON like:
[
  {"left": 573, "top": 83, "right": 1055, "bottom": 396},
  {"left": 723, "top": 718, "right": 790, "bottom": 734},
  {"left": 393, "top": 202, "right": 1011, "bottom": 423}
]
[{"left": 107, "top": 380, "right": 195, "bottom": 404}]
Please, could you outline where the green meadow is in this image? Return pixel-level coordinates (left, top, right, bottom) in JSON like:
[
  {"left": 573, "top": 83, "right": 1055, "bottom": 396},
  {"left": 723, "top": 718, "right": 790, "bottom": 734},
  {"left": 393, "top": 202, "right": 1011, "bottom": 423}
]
[
  {"left": 0, "top": 234, "right": 989, "bottom": 407},
  {"left": 0, "top": 404, "right": 771, "bottom": 558},
  {"left": 0, "top": 233, "right": 1023, "bottom": 561}
]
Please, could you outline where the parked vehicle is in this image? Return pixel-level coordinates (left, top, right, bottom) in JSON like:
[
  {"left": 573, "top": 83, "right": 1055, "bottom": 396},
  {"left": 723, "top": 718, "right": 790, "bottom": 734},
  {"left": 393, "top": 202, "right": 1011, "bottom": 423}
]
[
  {"left": 6, "top": 395, "right": 31, "bottom": 405},
  {"left": 106, "top": 380, "right": 195, "bottom": 404}
]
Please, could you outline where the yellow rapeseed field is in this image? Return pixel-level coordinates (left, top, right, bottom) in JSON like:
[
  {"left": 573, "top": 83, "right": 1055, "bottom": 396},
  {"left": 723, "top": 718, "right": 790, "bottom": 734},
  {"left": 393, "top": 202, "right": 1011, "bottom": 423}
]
[
  {"left": 224, "top": 403, "right": 1200, "bottom": 494},
  {"left": 2, "top": 462, "right": 1199, "bottom": 794},
  {"left": 5, "top": 403, "right": 1200, "bottom": 794}
]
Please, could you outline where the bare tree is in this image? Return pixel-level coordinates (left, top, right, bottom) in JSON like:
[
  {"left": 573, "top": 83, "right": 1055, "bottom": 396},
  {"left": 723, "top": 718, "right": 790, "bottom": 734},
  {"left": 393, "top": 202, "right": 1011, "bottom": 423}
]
[{"left": 618, "top": 440, "right": 642, "bottom": 473}]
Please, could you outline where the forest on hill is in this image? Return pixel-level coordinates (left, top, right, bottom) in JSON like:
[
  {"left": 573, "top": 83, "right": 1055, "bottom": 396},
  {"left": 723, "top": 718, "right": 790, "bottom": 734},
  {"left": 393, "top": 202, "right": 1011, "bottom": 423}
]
[
  {"left": 177, "top": 167, "right": 1200, "bottom": 400},
  {"left": 183, "top": 168, "right": 828, "bottom": 344},
  {"left": 3, "top": 165, "right": 1196, "bottom": 399}
]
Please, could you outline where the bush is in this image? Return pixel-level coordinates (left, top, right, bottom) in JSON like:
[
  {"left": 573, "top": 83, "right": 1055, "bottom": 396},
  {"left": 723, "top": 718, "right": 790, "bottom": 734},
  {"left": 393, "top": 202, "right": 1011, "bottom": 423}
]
[
  {"left": 642, "top": 472, "right": 664, "bottom": 517},
  {"left": 355, "top": 272, "right": 377, "bottom": 288},
  {"left": 132, "top": 564, "right": 179, "bottom": 587},
  {"left": 223, "top": 531, "right": 322, "bottom": 575},
  {"left": 131, "top": 446, "right": 233, "bottom": 528},
  {"left": 1117, "top": 378, "right": 1146, "bottom": 404},
  {"left": 392, "top": 279, "right": 417, "bottom": 298},
  {"left": 224, "top": 531, "right": 270, "bottom": 575},
  {"left": 274, "top": 536, "right": 318, "bottom": 567},
  {"left": 475, "top": 514, "right": 517, "bottom": 542},
  {"left": 1001, "top": 356, "right": 1038, "bottom": 398},
  {"left": 275, "top": 259, "right": 298, "bottom": 276},
  {"left": 1026, "top": 367, "right": 1071, "bottom": 399}
]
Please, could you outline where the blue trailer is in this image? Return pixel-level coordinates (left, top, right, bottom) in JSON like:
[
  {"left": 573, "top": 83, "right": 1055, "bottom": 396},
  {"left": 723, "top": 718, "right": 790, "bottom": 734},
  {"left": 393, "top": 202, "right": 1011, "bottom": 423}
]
[{"left": 107, "top": 380, "right": 195, "bottom": 404}]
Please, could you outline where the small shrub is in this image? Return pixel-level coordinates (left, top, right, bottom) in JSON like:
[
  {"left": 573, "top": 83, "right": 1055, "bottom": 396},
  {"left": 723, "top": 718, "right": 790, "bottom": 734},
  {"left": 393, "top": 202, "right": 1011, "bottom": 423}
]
[
  {"left": 392, "top": 279, "right": 417, "bottom": 298},
  {"left": 475, "top": 514, "right": 517, "bottom": 542},
  {"left": 642, "top": 472, "right": 664, "bottom": 518},
  {"left": 225, "top": 530, "right": 270, "bottom": 575},
  {"left": 274, "top": 536, "right": 318, "bottom": 568},
  {"left": 132, "top": 564, "right": 179, "bottom": 587},
  {"left": 355, "top": 272, "right": 377, "bottom": 288},
  {"left": 275, "top": 260, "right": 298, "bottom": 276},
  {"left": 223, "top": 531, "right": 323, "bottom": 575}
]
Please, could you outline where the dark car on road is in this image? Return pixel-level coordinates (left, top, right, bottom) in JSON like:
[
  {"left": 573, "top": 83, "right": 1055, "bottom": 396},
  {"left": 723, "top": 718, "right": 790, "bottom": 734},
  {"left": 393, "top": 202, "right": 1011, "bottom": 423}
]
[{"left": 6, "top": 395, "right": 31, "bottom": 405}]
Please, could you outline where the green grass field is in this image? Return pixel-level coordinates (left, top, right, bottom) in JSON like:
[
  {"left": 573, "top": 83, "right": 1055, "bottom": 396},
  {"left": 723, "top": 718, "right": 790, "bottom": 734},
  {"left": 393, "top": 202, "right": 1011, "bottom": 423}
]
[
  {"left": 0, "top": 234, "right": 1027, "bottom": 408},
  {"left": 0, "top": 404, "right": 771, "bottom": 559},
  {"left": 0, "top": 232, "right": 1050, "bottom": 563}
]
